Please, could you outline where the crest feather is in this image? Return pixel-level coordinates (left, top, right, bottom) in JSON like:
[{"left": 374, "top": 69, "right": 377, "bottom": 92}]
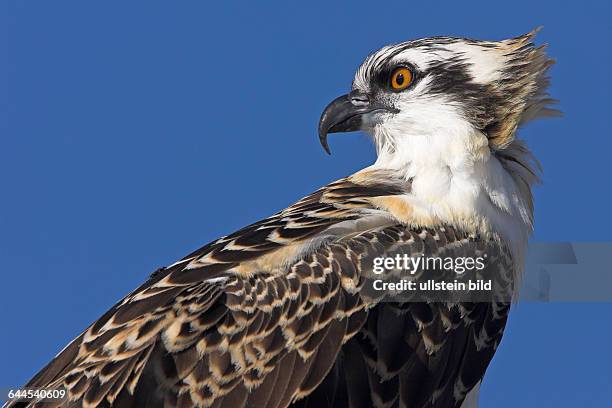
[{"left": 487, "top": 27, "right": 560, "bottom": 150}]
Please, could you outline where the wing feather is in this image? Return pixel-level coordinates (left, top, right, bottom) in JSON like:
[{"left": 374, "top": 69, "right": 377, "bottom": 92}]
[{"left": 8, "top": 173, "right": 513, "bottom": 408}]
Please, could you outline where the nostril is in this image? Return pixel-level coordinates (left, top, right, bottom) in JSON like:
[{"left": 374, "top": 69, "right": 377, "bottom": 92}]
[{"left": 349, "top": 91, "right": 370, "bottom": 106}]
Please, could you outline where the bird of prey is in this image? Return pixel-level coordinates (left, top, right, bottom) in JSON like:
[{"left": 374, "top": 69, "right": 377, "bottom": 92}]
[{"left": 8, "top": 30, "right": 556, "bottom": 408}]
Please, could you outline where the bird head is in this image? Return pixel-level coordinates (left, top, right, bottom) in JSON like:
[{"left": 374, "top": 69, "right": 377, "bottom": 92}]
[{"left": 319, "top": 29, "right": 557, "bottom": 164}]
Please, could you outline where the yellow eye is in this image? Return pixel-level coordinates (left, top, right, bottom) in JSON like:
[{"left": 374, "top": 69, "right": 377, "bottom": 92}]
[{"left": 390, "top": 67, "right": 413, "bottom": 91}]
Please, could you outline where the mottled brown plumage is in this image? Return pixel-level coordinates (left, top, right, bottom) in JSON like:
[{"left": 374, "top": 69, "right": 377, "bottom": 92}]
[{"left": 8, "top": 172, "right": 513, "bottom": 408}]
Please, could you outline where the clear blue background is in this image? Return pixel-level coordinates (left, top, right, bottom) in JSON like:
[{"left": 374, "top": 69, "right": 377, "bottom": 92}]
[{"left": 1, "top": 1, "right": 611, "bottom": 406}]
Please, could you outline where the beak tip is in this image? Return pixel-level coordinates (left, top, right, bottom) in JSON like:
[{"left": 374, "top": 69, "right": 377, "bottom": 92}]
[{"left": 319, "top": 132, "right": 332, "bottom": 155}]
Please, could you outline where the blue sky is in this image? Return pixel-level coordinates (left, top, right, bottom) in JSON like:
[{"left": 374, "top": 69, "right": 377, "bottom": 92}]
[{"left": 1, "top": 1, "right": 611, "bottom": 406}]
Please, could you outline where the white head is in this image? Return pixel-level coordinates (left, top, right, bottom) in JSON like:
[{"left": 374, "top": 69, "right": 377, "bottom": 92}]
[{"left": 319, "top": 29, "right": 557, "bottom": 268}]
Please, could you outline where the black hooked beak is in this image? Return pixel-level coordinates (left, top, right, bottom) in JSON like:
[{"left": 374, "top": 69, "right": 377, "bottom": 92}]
[{"left": 318, "top": 91, "right": 395, "bottom": 154}]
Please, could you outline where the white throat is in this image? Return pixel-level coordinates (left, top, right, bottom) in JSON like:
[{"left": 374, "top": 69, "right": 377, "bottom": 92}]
[{"left": 369, "top": 115, "right": 535, "bottom": 274}]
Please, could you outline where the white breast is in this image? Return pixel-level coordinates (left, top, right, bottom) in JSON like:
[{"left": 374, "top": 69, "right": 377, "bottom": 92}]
[{"left": 370, "top": 116, "right": 533, "bottom": 282}]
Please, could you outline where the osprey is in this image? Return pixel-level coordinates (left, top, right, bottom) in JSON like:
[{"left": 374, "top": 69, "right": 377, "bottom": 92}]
[{"left": 8, "top": 30, "right": 555, "bottom": 408}]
